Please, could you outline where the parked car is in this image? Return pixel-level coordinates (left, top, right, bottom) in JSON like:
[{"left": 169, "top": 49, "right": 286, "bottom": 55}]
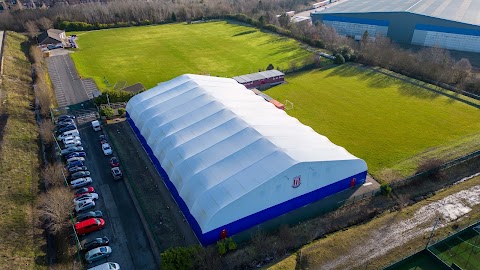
[
  {"left": 61, "top": 146, "right": 83, "bottom": 156},
  {"left": 74, "top": 193, "right": 99, "bottom": 204},
  {"left": 67, "top": 156, "right": 85, "bottom": 164},
  {"left": 102, "top": 143, "right": 113, "bottom": 155},
  {"left": 87, "top": 262, "right": 120, "bottom": 270},
  {"left": 75, "top": 199, "right": 95, "bottom": 213},
  {"left": 65, "top": 152, "right": 86, "bottom": 160},
  {"left": 111, "top": 167, "right": 123, "bottom": 180},
  {"left": 64, "top": 139, "right": 82, "bottom": 148},
  {"left": 58, "top": 125, "right": 77, "bottom": 133},
  {"left": 82, "top": 236, "right": 109, "bottom": 251},
  {"left": 74, "top": 186, "right": 95, "bottom": 196},
  {"left": 70, "top": 170, "right": 91, "bottom": 180},
  {"left": 91, "top": 120, "right": 101, "bottom": 131},
  {"left": 69, "top": 165, "right": 88, "bottom": 174},
  {"left": 66, "top": 161, "right": 84, "bottom": 169},
  {"left": 75, "top": 218, "right": 105, "bottom": 236},
  {"left": 76, "top": 210, "right": 103, "bottom": 222},
  {"left": 58, "top": 130, "right": 79, "bottom": 141},
  {"left": 85, "top": 246, "right": 112, "bottom": 264},
  {"left": 62, "top": 135, "right": 81, "bottom": 143},
  {"left": 70, "top": 177, "right": 92, "bottom": 188},
  {"left": 57, "top": 121, "right": 76, "bottom": 128},
  {"left": 99, "top": 135, "right": 108, "bottom": 145},
  {"left": 109, "top": 157, "right": 120, "bottom": 167},
  {"left": 57, "top": 114, "right": 75, "bottom": 121}
]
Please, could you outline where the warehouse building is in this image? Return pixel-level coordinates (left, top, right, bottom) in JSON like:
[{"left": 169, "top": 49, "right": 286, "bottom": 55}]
[
  {"left": 311, "top": 0, "right": 480, "bottom": 53},
  {"left": 233, "top": 69, "right": 284, "bottom": 90},
  {"left": 126, "top": 74, "right": 367, "bottom": 245}
]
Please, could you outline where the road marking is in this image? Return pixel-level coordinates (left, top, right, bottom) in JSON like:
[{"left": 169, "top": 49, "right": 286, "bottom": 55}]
[{"left": 363, "top": 182, "right": 373, "bottom": 186}]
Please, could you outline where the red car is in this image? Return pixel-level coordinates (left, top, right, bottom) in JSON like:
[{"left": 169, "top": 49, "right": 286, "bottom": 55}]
[
  {"left": 74, "top": 186, "right": 95, "bottom": 197},
  {"left": 110, "top": 157, "right": 120, "bottom": 167},
  {"left": 75, "top": 218, "right": 105, "bottom": 235}
]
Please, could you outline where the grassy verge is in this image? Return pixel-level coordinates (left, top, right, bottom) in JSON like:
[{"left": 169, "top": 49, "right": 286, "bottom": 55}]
[
  {"left": 268, "top": 176, "right": 480, "bottom": 270},
  {"left": 0, "top": 32, "right": 46, "bottom": 269},
  {"left": 70, "top": 21, "right": 312, "bottom": 89},
  {"left": 264, "top": 64, "right": 480, "bottom": 177}
]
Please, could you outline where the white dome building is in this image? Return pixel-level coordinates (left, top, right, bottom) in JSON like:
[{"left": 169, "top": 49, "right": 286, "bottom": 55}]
[{"left": 126, "top": 74, "right": 367, "bottom": 245}]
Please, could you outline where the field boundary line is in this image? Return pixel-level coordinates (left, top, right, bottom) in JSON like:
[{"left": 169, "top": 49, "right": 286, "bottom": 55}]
[{"left": 365, "top": 65, "right": 480, "bottom": 109}]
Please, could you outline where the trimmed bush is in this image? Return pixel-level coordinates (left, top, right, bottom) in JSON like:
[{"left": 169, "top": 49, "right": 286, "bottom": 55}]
[
  {"left": 161, "top": 246, "right": 198, "bottom": 270},
  {"left": 334, "top": 53, "right": 345, "bottom": 64},
  {"left": 100, "top": 107, "right": 115, "bottom": 118}
]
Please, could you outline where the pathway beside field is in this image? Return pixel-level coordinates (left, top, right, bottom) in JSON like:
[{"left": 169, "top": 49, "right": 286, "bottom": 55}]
[{"left": 46, "top": 54, "right": 95, "bottom": 107}]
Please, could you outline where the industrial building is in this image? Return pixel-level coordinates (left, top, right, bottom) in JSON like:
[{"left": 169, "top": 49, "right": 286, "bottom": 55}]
[
  {"left": 126, "top": 74, "right": 367, "bottom": 245},
  {"left": 233, "top": 70, "right": 284, "bottom": 90},
  {"left": 311, "top": 0, "right": 480, "bottom": 53}
]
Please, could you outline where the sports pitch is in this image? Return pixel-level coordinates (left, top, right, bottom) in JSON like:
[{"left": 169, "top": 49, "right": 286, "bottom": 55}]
[
  {"left": 70, "top": 21, "right": 312, "bottom": 89},
  {"left": 264, "top": 65, "right": 480, "bottom": 176}
]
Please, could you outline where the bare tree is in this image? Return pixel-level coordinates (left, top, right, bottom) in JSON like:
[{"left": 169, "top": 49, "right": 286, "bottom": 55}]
[
  {"left": 38, "top": 17, "right": 53, "bottom": 31},
  {"left": 39, "top": 120, "right": 55, "bottom": 146},
  {"left": 24, "top": 20, "right": 39, "bottom": 39},
  {"left": 452, "top": 58, "right": 472, "bottom": 85},
  {"left": 38, "top": 187, "right": 74, "bottom": 234}
]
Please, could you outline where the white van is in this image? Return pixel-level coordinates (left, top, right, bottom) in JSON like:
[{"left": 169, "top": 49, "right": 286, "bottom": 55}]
[
  {"left": 58, "top": 130, "right": 80, "bottom": 140},
  {"left": 91, "top": 120, "right": 101, "bottom": 131},
  {"left": 87, "top": 262, "right": 120, "bottom": 270}
]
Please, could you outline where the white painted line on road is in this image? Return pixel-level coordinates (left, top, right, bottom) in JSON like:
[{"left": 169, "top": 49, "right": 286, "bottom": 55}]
[{"left": 363, "top": 182, "right": 373, "bottom": 186}]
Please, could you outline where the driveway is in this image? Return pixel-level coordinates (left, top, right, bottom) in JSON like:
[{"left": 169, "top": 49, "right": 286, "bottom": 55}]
[
  {"left": 76, "top": 122, "right": 158, "bottom": 269},
  {"left": 46, "top": 55, "right": 93, "bottom": 107}
]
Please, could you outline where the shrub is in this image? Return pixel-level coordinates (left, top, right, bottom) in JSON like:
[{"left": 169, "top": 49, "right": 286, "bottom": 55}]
[
  {"left": 380, "top": 183, "right": 392, "bottom": 196},
  {"left": 216, "top": 240, "right": 227, "bottom": 255},
  {"left": 94, "top": 90, "right": 134, "bottom": 105},
  {"left": 161, "top": 246, "right": 198, "bottom": 270},
  {"left": 334, "top": 53, "right": 345, "bottom": 64},
  {"left": 100, "top": 107, "right": 115, "bottom": 118},
  {"left": 42, "top": 162, "right": 66, "bottom": 188},
  {"left": 118, "top": 108, "right": 126, "bottom": 116}
]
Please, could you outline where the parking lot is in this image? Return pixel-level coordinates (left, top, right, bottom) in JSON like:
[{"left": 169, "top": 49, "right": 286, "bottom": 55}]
[{"left": 64, "top": 120, "right": 158, "bottom": 269}]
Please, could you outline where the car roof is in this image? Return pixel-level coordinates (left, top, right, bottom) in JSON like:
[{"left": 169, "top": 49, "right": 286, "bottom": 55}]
[{"left": 75, "top": 218, "right": 100, "bottom": 228}]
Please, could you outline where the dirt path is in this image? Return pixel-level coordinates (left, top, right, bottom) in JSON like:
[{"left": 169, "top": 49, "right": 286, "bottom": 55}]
[{"left": 314, "top": 178, "right": 480, "bottom": 270}]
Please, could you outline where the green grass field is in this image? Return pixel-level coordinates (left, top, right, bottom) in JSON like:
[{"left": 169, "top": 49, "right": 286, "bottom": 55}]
[
  {"left": 70, "top": 21, "right": 312, "bottom": 89},
  {"left": 264, "top": 64, "right": 480, "bottom": 176},
  {"left": 430, "top": 228, "right": 480, "bottom": 270}
]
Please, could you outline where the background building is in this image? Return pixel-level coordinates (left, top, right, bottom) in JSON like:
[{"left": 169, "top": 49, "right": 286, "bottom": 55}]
[
  {"left": 126, "top": 74, "right": 367, "bottom": 245},
  {"left": 311, "top": 0, "right": 480, "bottom": 53},
  {"left": 233, "top": 70, "right": 284, "bottom": 90}
]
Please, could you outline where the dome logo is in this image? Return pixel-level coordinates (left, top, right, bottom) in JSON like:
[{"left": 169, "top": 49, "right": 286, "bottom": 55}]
[{"left": 292, "top": 175, "right": 301, "bottom": 188}]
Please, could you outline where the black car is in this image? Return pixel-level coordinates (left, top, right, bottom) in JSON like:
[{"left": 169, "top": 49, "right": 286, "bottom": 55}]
[
  {"left": 70, "top": 171, "right": 91, "bottom": 180},
  {"left": 58, "top": 125, "right": 77, "bottom": 133},
  {"left": 66, "top": 160, "right": 84, "bottom": 169},
  {"left": 74, "top": 187, "right": 94, "bottom": 196},
  {"left": 69, "top": 165, "right": 88, "bottom": 174},
  {"left": 57, "top": 115, "right": 75, "bottom": 121},
  {"left": 65, "top": 151, "right": 86, "bottom": 160},
  {"left": 57, "top": 121, "right": 76, "bottom": 128},
  {"left": 99, "top": 134, "right": 108, "bottom": 144},
  {"left": 76, "top": 210, "right": 103, "bottom": 222},
  {"left": 82, "top": 236, "right": 109, "bottom": 251}
]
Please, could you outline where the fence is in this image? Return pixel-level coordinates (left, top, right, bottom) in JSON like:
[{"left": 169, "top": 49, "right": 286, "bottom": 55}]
[
  {"left": 390, "top": 150, "right": 480, "bottom": 189},
  {"left": 383, "top": 219, "right": 480, "bottom": 270}
]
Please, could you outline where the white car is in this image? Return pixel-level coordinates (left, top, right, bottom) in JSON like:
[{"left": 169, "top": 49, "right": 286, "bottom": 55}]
[
  {"left": 70, "top": 177, "right": 93, "bottom": 188},
  {"left": 74, "top": 193, "right": 99, "bottom": 204},
  {"left": 75, "top": 199, "right": 95, "bottom": 213},
  {"left": 87, "top": 262, "right": 120, "bottom": 270},
  {"left": 58, "top": 130, "right": 79, "bottom": 140},
  {"left": 64, "top": 139, "right": 82, "bottom": 148},
  {"left": 67, "top": 156, "right": 85, "bottom": 163},
  {"left": 102, "top": 143, "right": 113, "bottom": 155},
  {"left": 85, "top": 246, "right": 112, "bottom": 263},
  {"left": 62, "top": 135, "right": 81, "bottom": 143}
]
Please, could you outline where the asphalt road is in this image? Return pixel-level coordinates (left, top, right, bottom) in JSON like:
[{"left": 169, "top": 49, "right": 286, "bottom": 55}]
[
  {"left": 75, "top": 122, "right": 158, "bottom": 269},
  {"left": 46, "top": 55, "right": 93, "bottom": 107}
]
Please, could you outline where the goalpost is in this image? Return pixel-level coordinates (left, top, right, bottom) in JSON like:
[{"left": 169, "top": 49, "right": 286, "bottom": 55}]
[{"left": 284, "top": 100, "right": 294, "bottom": 110}]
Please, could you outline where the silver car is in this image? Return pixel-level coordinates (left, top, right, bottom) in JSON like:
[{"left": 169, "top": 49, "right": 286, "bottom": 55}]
[{"left": 85, "top": 246, "right": 112, "bottom": 263}]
